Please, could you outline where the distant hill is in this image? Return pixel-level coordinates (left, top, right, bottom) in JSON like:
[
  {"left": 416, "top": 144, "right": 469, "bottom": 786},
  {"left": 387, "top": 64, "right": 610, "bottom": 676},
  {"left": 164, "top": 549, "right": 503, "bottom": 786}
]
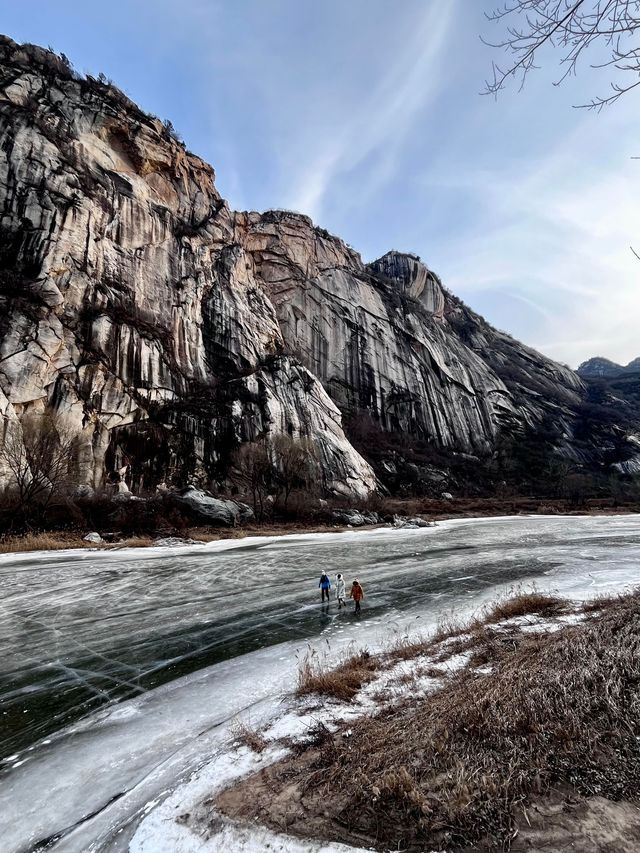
[{"left": 577, "top": 357, "right": 640, "bottom": 378}]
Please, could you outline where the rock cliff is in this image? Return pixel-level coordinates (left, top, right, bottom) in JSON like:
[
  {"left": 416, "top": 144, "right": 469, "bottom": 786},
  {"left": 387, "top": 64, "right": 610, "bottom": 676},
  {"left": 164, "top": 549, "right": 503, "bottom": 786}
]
[{"left": 0, "top": 37, "right": 636, "bottom": 499}]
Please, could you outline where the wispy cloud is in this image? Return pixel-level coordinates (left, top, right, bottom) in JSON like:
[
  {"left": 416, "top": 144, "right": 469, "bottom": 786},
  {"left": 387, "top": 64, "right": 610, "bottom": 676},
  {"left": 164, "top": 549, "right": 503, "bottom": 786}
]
[
  {"left": 4, "top": 0, "right": 637, "bottom": 367},
  {"left": 285, "top": 2, "right": 457, "bottom": 218},
  {"left": 428, "top": 102, "right": 640, "bottom": 367}
]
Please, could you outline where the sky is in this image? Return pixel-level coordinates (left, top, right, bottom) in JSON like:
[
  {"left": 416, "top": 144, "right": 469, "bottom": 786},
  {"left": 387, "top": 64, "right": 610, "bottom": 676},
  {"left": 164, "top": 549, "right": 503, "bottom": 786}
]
[{"left": 1, "top": 0, "right": 639, "bottom": 368}]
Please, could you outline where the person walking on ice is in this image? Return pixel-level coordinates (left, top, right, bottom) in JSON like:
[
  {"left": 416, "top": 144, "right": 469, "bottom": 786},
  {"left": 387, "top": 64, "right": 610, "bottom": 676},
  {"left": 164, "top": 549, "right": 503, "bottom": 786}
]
[
  {"left": 319, "top": 571, "right": 331, "bottom": 603},
  {"left": 350, "top": 578, "right": 364, "bottom": 614},
  {"left": 335, "top": 573, "right": 346, "bottom": 608}
]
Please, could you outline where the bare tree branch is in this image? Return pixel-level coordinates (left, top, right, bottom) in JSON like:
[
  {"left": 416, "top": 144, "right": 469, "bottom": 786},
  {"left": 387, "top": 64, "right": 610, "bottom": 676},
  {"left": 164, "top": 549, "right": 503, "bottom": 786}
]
[
  {"left": 483, "top": 1, "right": 640, "bottom": 106},
  {"left": 0, "top": 413, "right": 75, "bottom": 524}
]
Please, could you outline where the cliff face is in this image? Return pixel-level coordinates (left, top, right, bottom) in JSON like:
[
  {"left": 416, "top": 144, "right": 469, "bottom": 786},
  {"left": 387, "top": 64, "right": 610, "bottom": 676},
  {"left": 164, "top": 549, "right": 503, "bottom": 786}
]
[
  {"left": 0, "top": 37, "right": 634, "bottom": 498},
  {"left": 238, "top": 212, "right": 583, "bottom": 455},
  {"left": 0, "top": 38, "right": 376, "bottom": 497}
]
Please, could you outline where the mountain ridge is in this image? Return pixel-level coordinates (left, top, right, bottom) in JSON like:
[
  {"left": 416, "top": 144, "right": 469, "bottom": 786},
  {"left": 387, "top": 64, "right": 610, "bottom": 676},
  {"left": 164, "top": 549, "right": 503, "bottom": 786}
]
[
  {"left": 0, "top": 35, "right": 638, "bottom": 502},
  {"left": 578, "top": 356, "right": 640, "bottom": 378}
]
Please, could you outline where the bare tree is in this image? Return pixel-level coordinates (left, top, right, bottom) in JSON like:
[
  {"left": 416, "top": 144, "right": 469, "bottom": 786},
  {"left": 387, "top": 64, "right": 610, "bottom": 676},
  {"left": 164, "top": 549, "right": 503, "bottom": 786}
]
[
  {"left": 0, "top": 414, "right": 75, "bottom": 522},
  {"left": 484, "top": 1, "right": 640, "bottom": 107},
  {"left": 232, "top": 435, "right": 321, "bottom": 519},
  {"left": 271, "top": 434, "right": 320, "bottom": 512},
  {"left": 232, "top": 441, "right": 273, "bottom": 520}
]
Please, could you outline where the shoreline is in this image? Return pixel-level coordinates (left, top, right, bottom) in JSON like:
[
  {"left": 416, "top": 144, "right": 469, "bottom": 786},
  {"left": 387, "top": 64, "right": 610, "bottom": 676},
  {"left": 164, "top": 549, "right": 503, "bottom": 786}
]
[
  {"left": 6, "top": 517, "right": 640, "bottom": 853},
  {"left": 210, "top": 588, "right": 640, "bottom": 852},
  {"left": 0, "top": 502, "right": 638, "bottom": 555}
]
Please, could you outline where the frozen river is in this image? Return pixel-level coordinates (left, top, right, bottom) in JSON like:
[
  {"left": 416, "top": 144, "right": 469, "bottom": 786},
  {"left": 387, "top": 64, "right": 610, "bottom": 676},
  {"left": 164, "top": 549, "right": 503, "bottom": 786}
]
[{"left": 1, "top": 515, "right": 639, "bottom": 852}]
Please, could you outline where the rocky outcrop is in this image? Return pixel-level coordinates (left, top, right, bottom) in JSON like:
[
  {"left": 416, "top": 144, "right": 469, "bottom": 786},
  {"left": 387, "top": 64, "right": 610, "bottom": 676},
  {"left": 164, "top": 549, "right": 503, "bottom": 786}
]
[
  {"left": 171, "top": 487, "right": 253, "bottom": 526},
  {"left": 0, "top": 37, "right": 637, "bottom": 499},
  {"left": 238, "top": 211, "right": 583, "bottom": 456},
  {"left": 0, "top": 37, "right": 375, "bottom": 498}
]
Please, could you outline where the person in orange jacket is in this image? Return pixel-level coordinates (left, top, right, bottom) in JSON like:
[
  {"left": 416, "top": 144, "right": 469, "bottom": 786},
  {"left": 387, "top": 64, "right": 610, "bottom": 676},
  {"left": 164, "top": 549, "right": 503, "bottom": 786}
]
[{"left": 350, "top": 578, "right": 364, "bottom": 614}]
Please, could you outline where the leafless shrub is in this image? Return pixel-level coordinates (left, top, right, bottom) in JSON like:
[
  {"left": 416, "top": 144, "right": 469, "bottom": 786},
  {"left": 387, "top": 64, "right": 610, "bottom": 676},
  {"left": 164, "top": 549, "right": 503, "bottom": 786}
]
[
  {"left": 297, "top": 649, "right": 380, "bottom": 701},
  {"left": 271, "top": 434, "right": 319, "bottom": 513},
  {"left": 231, "top": 441, "right": 272, "bottom": 520},
  {"left": 231, "top": 435, "right": 320, "bottom": 520},
  {"left": 0, "top": 413, "right": 76, "bottom": 524}
]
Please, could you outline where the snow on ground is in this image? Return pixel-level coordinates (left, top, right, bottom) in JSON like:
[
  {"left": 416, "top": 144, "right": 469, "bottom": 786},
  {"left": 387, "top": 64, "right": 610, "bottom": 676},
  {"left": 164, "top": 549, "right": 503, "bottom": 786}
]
[
  {"left": 130, "top": 597, "right": 611, "bottom": 853},
  {"left": 2, "top": 514, "right": 640, "bottom": 852},
  {"left": 130, "top": 744, "right": 370, "bottom": 853}
]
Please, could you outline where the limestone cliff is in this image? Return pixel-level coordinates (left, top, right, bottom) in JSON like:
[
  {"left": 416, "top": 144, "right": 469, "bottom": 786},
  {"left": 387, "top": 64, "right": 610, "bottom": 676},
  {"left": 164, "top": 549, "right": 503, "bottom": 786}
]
[{"left": 0, "top": 37, "right": 635, "bottom": 499}]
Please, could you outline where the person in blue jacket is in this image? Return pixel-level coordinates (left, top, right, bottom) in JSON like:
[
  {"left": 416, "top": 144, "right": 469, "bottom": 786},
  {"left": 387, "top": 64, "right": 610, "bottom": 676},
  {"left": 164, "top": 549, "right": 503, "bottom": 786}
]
[{"left": 319, "top": 571, "right": 331, "bottom": 602}]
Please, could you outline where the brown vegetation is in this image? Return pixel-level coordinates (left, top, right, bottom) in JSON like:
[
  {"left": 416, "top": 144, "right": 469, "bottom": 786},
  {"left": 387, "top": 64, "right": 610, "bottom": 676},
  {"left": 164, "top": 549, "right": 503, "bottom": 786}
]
[
  {"left": 482, "top": 590, "right": 568, "bottom": 623},
  {"left": 297, "top": 649, "right": 380, "bottom": 702},
  {"left": 0, "top": 532, "right": 155, "bottom": 554},
  {"left": 219, "top": 589, "right": 640, "bottom": 851},
  {"left": 0, "top": 522, "right": 362, "bottom": 554},
  {"left": 232, "top": 720, "right": 268, "bottom": 754}
]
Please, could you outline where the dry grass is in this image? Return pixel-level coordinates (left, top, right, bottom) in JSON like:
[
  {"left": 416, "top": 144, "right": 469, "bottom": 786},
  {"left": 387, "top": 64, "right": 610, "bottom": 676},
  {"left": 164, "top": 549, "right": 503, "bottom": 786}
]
[
  {"left": 0, "top": 524, "right": 345, "bottom": 553},
  {"left": 295, "top": 588, "right": 640, "bottom": 850},
  {"left": 233, "top": 722, "right": 267, "bottom": 753},
  {"left": 580, "top": 592, "right": 627, "bottom": 613},
  {"left": 232, "top": 720, "right": 268, "bottom": 754},
  {"left": 0, "top": 531, "right": 88, "bottom": 553},
  {"left": 297, "top": 649, "right": 381, "bottom": 702},
  {"left": 382, "top": 591, "right": 566, "bottom": 670},
  {"left": 188, "top": 523, "right": 354, "bottom": 543},
  {"left": 0, "top": 532, "right": 157, "bottom": 553},
  {"left": 106, "top": 535, "right": 155, "bottom": 549},
  {"left": 482, "top": 590, "right": 568, "bottom": 623},
  {"left": 0, "top": 522, "right": 355, "bottom": 555}
]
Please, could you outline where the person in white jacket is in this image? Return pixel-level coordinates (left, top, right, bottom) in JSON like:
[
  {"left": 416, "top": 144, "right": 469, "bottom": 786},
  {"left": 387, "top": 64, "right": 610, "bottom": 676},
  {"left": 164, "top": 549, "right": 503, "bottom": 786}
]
[{"left": 335, "top": 573, "right": 346, "bottom": 608}]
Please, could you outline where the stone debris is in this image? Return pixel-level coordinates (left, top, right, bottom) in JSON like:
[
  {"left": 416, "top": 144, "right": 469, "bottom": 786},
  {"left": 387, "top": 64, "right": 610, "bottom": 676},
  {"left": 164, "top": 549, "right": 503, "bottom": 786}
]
[
  {"left": 392, "top": 515, "right": 434, "bottom": 529},
  {"left": 331, "top": 509, "right": 379, "bottom": 527}
]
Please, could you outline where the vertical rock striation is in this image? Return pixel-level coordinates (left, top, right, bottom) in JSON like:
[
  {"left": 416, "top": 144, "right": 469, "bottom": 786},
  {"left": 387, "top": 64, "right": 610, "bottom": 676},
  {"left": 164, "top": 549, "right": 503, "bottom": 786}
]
[
  {"left": 238, "top": 211, "right": 583, "bottom": 456},
  {"left": 0, "top": 37, "right": 375, "bottom": 496},
  {"left": 0, "top": 36, "right": 634, "bottom": 497}
]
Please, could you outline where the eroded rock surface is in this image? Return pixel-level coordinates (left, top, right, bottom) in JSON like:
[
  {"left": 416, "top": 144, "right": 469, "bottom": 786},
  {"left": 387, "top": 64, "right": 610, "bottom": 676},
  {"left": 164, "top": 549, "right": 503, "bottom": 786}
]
[
  {"left": 0, "top": 38, "right": 375, "bottom": 497},
  {"left": 0, "top": 36, "right": 636, "bottom": 497}
]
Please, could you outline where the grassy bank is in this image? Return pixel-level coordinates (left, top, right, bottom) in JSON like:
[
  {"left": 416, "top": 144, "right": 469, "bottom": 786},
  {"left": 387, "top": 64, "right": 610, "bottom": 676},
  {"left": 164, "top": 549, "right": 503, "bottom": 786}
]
[
  {"left": 217, "top": 589, "right": 640, "bottom": 852},
  {"left": 0, "top": 522, "right": 360, "bottom": 555},
  {"left": 1, "top": 496, "right": 637, "bottom": 555}
]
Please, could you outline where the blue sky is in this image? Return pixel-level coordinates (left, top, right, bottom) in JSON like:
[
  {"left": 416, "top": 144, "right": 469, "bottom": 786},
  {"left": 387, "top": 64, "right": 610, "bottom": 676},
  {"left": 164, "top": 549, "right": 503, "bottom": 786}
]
[{"left": 2, "top": 0, "right": 639, "bottom": 367}]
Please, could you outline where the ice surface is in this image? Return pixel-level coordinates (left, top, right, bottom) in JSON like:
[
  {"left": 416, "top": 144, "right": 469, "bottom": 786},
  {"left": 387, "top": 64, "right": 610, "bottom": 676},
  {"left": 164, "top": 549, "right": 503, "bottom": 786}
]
[{"left": 1, "top": 515, "right": 639, "bottom": 851}]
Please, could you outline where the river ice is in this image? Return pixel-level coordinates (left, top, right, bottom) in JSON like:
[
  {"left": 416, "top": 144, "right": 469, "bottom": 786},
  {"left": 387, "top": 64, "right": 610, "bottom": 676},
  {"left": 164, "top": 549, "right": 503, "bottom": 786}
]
[{"left": 1, "top": 515, "right": 639, "bottom": 852}]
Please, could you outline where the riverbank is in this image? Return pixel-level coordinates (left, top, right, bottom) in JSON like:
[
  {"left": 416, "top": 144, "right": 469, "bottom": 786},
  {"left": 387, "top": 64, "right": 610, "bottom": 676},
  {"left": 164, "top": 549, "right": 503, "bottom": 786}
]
[
  {"left": 209, "top": 588, "right": 640, "bottom": 852},
  {"left": 6, "top": 515, "right": 640, "bottom": 852},
  {"left": 0, "top": 523, "right": 357, "bottom": 554},
  {"left": 1, "top": 495, "right": 638, "bottom": 554}
]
